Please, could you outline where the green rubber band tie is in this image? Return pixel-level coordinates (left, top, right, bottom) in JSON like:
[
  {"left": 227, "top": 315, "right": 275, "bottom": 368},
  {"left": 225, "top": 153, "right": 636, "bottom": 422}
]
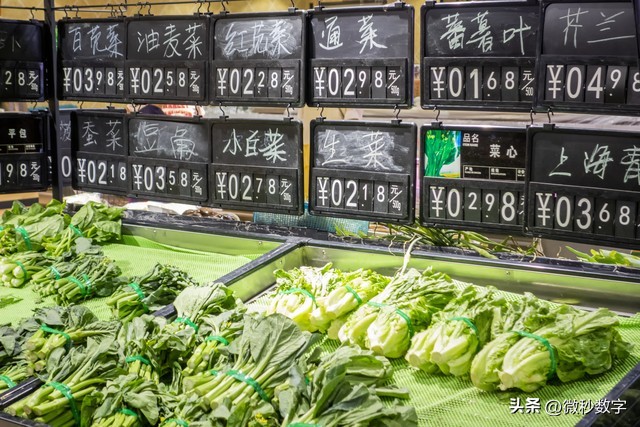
[
  {"left": 205, "top": 335, "right": 229, "bottom": 345},
  {"left": 0, "top": 375, "right": 16, "bottom": 389},
  {"left": 69, "top": 224, "right": 84, "bottom": 237},
  {"left": 125, "top": 355, "right": 151, "bottom": 366},
  {"left": 15, "top": 227, "right": 32, "bottom": 250},
  {"left": 40, "top": 324, "right": 72, "bottom": 349},
  {"left": 344, "top": 285, "right": 363, "bottom": 304},
  {"left": 161, "top": 419, "right": 189, "bottom": 427},
  {"left": 69, "top": 276, "right": 88, "bottom": 297},
  {"left": 279, "top": 287, "right": 317, "bottom": 305},
  {"left": 209, "top": 369, "right": 220, "bottom": 376},
  {"left": 226, "top": 369, "right": 270, "bottom": 402},
  {"left": 174, "top": 317, "right": 199, "bottom": 332},
  {"left": 367, "top": 301, "right": 414, "bottom": 337},
  {"left": 46, "top": 381, "right": 80, "bottom": 427},
  {"left": 82, "top": 274, "right": 92, "bottom": 294},
  {"left": 119, "top": 408, "right": 138, "bottom": 418},
  {"left": 0, "top": 225, "right": 3, "bottom": 231},
  {"left": 14, "top": 261, "right": 28, "bottom": 279},
  {"left": 127, "top": 282, "right": 149, "bottom": 311},
  {"left": 49, "top": 266, "right": 61, "bottom": 280},
  {"left": 449, "top": 317, "right": 479, "bottom": 336},
  {"left": 512, "top": 330, "right": 557, "bottom": 380}
]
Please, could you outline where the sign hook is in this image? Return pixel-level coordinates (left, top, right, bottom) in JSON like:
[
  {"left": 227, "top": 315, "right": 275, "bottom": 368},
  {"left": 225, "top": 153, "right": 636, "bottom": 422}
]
[
  {"left": 529, "top": 109, "right": 536, "bottom": 126},
  {"left": 75, "top": 6, "right": 80, "bottom": 18},
  {"left": 286, "top": 103, "right": 292, "bottom": 119},
  {"left": 433, "top": 106, "right": 440, "bottom": 122},
  {"left": 219, "top": 103, "right": 228, "bottom": 120},
  {"left": 196, "top": 0, "right": 204, "bottom": 15},
  {"left": 30, "top": 7, "right": 36, "bottom": 20},
  {"left": 63, "top": 6, "right": 69, "bottom": 19},
  {"left": 392, "top": 104, "right": 401, "bottom": 124},
  {"left": 547, "top": 108, "right": 554, "bottom": 124}
]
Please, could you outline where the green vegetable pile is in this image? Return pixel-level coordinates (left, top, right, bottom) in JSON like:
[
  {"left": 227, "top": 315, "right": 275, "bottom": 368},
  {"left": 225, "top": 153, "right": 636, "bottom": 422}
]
[
  {"left": 267, "top": 264, "right": 633, "bottom": 394},
  {"left": 568, "top": 247, "right": 640, "bottom": 269},
  {"left": 1, "top": 281, "right": 417, "bottom": 427}
]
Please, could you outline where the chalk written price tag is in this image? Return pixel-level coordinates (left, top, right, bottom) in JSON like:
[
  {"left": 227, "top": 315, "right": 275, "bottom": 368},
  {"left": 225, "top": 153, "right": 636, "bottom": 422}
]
[
  {"left": 210, "top": 119, "right": 303, "bottom": 215},
  {"left": 310, "top": 120, "right": 416, "bottom": 223},
  {"left": 59, "top": 19, "right": 126, "bottom": 101},
  {"left": 126, "top": 16, "right": 209, "bottom": 103},
  {"left": 537, "top": 1, "right": 640, "bottom": 114},
  {"left": 308, "top": 4, "right": 414, "bottom": 108},
  {"left": 527, "top": 125, "right": 640, "bottom": 248},
  {"left": 0, "top": 19, "right": 46, "bottom": 101},
  {"left": 71, "top": 110, "right": 128, "bottom": 194},
  {"left": 421, "top": 1, "right": 539, "bottom": 111},
  {"left": 212, "top": 12, "right": 305, "bottom": 107}
]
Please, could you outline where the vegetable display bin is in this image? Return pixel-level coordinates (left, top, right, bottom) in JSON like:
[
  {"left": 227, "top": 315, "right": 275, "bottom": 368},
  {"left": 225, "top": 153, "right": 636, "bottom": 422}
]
[{"left": 225, "top": 239, "right": 640, "bottom": 427}]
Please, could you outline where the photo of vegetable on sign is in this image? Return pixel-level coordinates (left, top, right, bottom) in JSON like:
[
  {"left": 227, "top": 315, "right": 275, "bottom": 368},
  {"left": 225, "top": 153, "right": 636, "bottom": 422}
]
[{"left": 421, "top": 126, "right": 527, "bottom": 234}]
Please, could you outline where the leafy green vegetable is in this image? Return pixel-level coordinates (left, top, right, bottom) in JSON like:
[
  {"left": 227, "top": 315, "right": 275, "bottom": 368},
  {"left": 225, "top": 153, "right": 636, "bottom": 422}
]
[
  {"left": 0, "top": 359, "right": 28, "bottom": 391},
  {"left": 1, "top": 251, "right": 50, "bottom": 288},
  {"left": 183, "top": 313, "right": 320, "bottom": 422},
  {"left": 53, "top": 255, "right": 125, "bottom": 305},
  {"left": 424, "top": 129, "right": 459, "bottom": 178},
  {"left": 405, "top": 286, "right": 503, "bottom": 376},
  {"left": 339, "top": 268, "right": 457, "bottom": 358},
  {"left": 567, "top": 247, "right": 640, "bottom": 269},
  {"left": 498, "top": 308, "right": 632, "bottom": 392},
  {"left": 0, "top": 295, "right": 23, "bottom": 309},
  {"left": 117, "top": 315, "right": 166, "bottom": 383},
  {"left": 470, "top": 294, "right": 565, "bottom": 391},
  {"left": 107, "top": 264, "right": 199, "bottom": 322}
]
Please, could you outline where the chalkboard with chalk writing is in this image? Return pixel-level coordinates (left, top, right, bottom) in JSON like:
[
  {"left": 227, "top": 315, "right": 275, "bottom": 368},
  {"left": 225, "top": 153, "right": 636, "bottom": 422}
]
[
  {"left": 308, "top": 3, "right": 414, "bottom": 108},
  {"left": 421, "top": 1, "right": 539, "bottom": 111},
  {"left": 527, "top": 125, "right": 640, "bottom": 248},
  {"left": 310, "top": 119, "right": 416, "bottom": 223},
  {"left": 209, "top": 118, "right": 303, "bottom": 215}
]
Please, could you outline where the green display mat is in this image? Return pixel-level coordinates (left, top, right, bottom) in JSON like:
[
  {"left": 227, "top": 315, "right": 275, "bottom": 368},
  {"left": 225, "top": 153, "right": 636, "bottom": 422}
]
[
  {"left": 0, "top": 235, "right": 265, "bottom": 326},
  {"left": 252, "top": 288, "right": 640, "bottom": 427}
]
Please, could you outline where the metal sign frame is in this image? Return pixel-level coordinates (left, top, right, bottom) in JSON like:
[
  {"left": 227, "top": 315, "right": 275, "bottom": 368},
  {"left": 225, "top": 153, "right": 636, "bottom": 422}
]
[
  {"left": 420, "top": 0, "right": 540, "bottom": 112},
  {"left": 208, "top": 117, "right": 305, "bottom": 215},
  {"left": 419, "top": 123, "right": 528, "bottom": 235},
  {"left": 210, "top": 10, "right": 307, "bottom": 108},
  {"left": 309, "top": 118, "right": 417, "bottom": 223},
  {"left": 534, "top": 0, "right": 640, "bottom": 115},
  {"left": 526, "top": 124, "right": 640, "bottom": 248},
  {"left": 307, "top": 2, "right": 415, "bottom": 109}
]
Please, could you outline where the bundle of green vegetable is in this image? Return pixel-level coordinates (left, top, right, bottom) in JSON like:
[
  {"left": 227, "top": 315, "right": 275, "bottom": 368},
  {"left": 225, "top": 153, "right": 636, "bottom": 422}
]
[
  {"left": 53, "top": 255, "right": 125, "bottom": 305},
  {"left": 6, "top": 335, "right": 124, "bottom": 426},
  {"left": 24, "top": 306, "right": 120, "bottom": 374},
  {"left": 338, "top": 267, "right": 458, "bottom": 358},
  {"left": 266, "top": 264, "right": 341, "bottom": 332},
  {"left": 0, "top": 360, "right": 28, "bottom": 391},
  {"left": 31, "top": 258, "right": 86, "bottom": 297},
  {"left": 1, "top": 251, "right": 50, "bottom": 288},
  {"left": 118, "top": 315, "right": 167, "bottom": 383},
  {"left": 83, "top": 374, "right": 161, "bottom": 427},
  {"left": 495, "top": 308, "right": 632, "bottom": 392},
  {"left": 183, "top": 306, "right": 246, "bottom": 376},
  {"left": 149, "top": 283, "right": 239, "bottom": 377},
  {"left": 44, "top": 202, "right": 124, "bottom": 257},
  {"left": 0, "top": 319, "right": 39, "bottom": 368},
  {"left": 183, "top": 314, "right": 320, "bottom": 422},
  {"left": 405, "top": 285, "right": 504, "bottom": 376},
  {"left": 568, "top": 247, "right": 640, "bottom": 269},
  {"left": 471, "top": 293, "right": 564, "bottom": 391},
  {"left": 107, "top": 264, "right": 200, "bottom": 321},
  {"left": 0, "top": 200, "right": 68, "bottom": 255},
  {"left": 277, "top": 346, "right": 417, "bottom": 427}
]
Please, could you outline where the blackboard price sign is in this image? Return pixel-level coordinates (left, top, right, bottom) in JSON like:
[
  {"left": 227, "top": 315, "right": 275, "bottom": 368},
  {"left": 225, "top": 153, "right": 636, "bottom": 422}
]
[
  {"left": 537, "top": 0, "right": 640, "bottom": 114},
  {"left": 127, "top": 16, "right": 209, "bottom": 103},
  {"left": 128, "top": 115, "right": 210, "bottom": 202},
  {"left": 421, "top": 1, "right": 539, "bottom": 111},
  {"left": 71, "top": 110, "right": 128, "bottom": 194},
  {"left": 57, "top": 110, "right": 73, "bottom": 186},
  {"left": 59, "top": 19, "right": 126, "bottom": 101},
  {"left": 212, "top": 12, "right": 306, "bottom": 107},
  {"left": 527, "top": 126, "right": 640, "bottom": 247},
  {"left": 210, "top": 119, "right": 303, "bottom": 214},
  {"left": 310, "top": 120, "right": 416, "bottom": 223},
  {"left": 0, "top": 19, "right": 46, "bottom": 101},
  {"left": 421, "top": 125, "right": 527, "bottom": 233},
  {"left": 0, "top": 112, "right": 49, "bottom": 193},
  {"left": 308, "top": 3, "right": 414, "bottom": 108}
]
